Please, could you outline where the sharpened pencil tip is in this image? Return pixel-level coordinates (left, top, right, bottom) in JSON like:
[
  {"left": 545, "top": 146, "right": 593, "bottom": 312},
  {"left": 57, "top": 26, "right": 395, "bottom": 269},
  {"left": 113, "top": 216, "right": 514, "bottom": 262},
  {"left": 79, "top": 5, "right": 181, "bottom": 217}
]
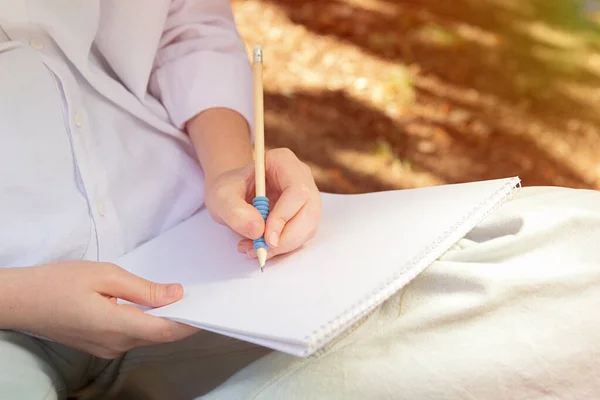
[{"left": 257, "top": 247, "right": 267, "bottom": 271}]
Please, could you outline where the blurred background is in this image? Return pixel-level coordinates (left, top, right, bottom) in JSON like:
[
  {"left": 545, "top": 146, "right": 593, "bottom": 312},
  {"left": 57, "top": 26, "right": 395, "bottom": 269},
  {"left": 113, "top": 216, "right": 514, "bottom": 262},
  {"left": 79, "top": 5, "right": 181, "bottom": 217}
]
[{"left": 231, "top": 0, "right": 600, "bottom": 194}]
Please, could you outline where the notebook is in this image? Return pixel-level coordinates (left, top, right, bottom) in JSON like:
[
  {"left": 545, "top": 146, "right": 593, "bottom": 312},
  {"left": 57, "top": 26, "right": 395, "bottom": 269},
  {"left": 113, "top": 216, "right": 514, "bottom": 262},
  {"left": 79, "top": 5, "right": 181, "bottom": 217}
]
[{"left": 115, "top": 177, "right": 520, "bottom": 357}]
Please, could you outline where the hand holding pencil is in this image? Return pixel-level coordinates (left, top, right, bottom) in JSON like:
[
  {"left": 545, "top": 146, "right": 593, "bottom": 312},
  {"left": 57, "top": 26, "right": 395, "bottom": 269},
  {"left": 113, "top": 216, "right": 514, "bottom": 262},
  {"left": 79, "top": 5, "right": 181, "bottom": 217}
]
[{"left": 202, "top": 45, "right": 322, "bottom": 270}]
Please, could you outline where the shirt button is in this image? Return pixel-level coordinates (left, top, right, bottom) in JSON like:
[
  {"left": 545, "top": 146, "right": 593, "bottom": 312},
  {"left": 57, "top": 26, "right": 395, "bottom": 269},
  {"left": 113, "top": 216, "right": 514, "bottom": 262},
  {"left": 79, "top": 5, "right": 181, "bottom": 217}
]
[
  {"left": 74, "top": 113, "right": 84, "bottom": 127},
  {"left": 97, "top": 202, "right": 106, "bottom": 217},
  {"left": 29, "top": 38, "right": 44, "bottom": 50}
]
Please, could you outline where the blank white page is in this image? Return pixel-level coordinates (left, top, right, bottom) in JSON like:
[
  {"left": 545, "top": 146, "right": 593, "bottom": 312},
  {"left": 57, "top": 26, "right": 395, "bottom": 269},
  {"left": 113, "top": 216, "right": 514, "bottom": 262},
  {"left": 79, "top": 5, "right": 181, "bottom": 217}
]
[{"left": 116, "top": 177, "right": 519, "bottom": 356}]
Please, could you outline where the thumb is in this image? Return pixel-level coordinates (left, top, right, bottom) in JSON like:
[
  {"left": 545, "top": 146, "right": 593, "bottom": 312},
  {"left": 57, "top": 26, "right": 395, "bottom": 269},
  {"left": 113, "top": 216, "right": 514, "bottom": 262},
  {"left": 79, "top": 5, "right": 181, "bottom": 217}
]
[
  {"left": 209, "top": 165, "right": 266, "bottom": 240},
  {"left": 219, "top": 196, "right": 266, "bottom": 240},
  {"left": 99, "top": 263, "right": 183, "bottom": 308}
]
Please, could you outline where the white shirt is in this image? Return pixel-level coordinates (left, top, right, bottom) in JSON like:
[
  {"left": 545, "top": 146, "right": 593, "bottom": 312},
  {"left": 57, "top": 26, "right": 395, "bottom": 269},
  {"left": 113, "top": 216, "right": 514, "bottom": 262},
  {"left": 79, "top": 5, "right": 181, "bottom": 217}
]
[{"left": 0, "top": 0, "right": 253, "bottom": 267}]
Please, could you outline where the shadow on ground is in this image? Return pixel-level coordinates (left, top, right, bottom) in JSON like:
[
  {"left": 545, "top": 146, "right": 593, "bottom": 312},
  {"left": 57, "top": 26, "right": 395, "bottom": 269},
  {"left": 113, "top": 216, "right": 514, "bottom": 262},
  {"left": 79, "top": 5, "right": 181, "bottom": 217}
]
[
  {"left": 237, "top": 0, "right": 600, "bottom": 193},
  {"left": 264, "top": 89, "right": 590, "bottom": 194},
  {"left": 263, "top": 0, "right": 600, "bottom": 127}
]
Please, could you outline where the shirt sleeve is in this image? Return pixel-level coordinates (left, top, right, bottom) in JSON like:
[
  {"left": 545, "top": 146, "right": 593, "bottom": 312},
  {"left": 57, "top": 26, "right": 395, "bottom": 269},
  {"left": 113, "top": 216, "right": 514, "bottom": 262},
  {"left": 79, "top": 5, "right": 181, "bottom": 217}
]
[{"left": 149, "top": 0, "right": 253, "bottom": 132}]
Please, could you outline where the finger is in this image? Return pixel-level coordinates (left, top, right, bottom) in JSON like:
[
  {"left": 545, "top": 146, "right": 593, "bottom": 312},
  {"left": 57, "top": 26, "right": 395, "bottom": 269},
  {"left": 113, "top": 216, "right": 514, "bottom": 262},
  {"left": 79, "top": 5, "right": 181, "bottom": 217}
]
[
  {"left": 246, "top": 248, "right": 275, "bottom": 261},
  {"left": 247, "top": 207, "right": 317, "bottom": 259},
  {"left": 101, "top": 293, "right": 118, "bottom": 304},
  {"left": 265, "top": 148, "right": 308, "bottom": 193},
  {"left": 114, "top": 303, "right": 199, "bottom": 346},
  {"left": 264, "top": 185, "right": 310, "bottom": 248},
  {"left": 269, "top": 193, "right": 321, "bottom": 256},
  {"left": 98, "top": 263, "right": 184, "bottom": 308},
  {"left": 263, "top": 148, "right": 317, "bottom": 248},
  {"left": 237, "top": 239, "right": 254, "bottom": 253},
  {"left": 240, "top": 240, "right": 274, "bottom": 262}
]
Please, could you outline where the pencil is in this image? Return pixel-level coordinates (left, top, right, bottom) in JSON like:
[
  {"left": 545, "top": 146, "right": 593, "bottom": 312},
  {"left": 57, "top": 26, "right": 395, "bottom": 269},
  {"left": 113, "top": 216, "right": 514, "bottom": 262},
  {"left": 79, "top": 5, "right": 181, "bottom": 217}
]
[{"left": 253, "top": 45, "right": 268, "bottom": 271}]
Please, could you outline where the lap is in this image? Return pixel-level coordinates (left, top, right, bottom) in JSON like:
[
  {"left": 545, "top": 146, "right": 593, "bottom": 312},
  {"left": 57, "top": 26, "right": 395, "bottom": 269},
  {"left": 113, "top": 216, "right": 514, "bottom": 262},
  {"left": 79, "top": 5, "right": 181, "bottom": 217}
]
[
  {"left": 5, "top": 186, "right": 600, "bottom": 399},
  {"left": 0, "top": 328, "right": 269, "bottom": 400},
  {"left": 202, "top": 186, "right": 600, "bottom": 399},
  {"left": 0, "top": 330, "right": 93, "bottom": 400},
  {"left": 111, "top": 329, "right": 270, "bottom": 399}
]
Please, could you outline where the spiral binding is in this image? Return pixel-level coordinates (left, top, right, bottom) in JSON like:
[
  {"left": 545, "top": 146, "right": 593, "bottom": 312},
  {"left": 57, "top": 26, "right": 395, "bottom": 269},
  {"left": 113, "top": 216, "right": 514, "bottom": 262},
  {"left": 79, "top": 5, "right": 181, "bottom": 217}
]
[
  {"left": 302, "top": 177, "right": 521, "bottom": 357},
  {"left": 252, "top": 196, "right": 270, "bottom": 250}
]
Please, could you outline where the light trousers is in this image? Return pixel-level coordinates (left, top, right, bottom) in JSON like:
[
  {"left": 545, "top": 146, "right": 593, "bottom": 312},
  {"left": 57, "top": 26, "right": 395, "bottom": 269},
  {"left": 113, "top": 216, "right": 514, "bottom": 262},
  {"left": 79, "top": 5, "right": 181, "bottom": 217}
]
[{"left": 3, "top": 186, "right": 600, "bottom": 399}]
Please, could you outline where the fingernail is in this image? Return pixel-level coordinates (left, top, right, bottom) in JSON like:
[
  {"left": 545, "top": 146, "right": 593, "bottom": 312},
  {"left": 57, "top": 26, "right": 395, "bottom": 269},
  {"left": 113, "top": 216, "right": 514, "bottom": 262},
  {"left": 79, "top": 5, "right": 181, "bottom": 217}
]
[
  {"left": 167, "top": 284, "right": 179, "bottom": 297},
  {"left": 247, "top": 250, "right": 256, "bottom": 259},
  {"left": 269, "top": 232, "right": 279, "bottom": 247},
  {"left": 249, "top": 221, "right": 262, "bottom": 238}
]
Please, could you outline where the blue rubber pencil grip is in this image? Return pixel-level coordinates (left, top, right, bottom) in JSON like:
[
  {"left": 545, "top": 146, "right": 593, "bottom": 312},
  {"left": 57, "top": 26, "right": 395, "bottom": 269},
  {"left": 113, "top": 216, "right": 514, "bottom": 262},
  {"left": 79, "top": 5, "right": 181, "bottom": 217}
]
[{"left": 252, "top": 196, "right": 270, "bottom": 250}]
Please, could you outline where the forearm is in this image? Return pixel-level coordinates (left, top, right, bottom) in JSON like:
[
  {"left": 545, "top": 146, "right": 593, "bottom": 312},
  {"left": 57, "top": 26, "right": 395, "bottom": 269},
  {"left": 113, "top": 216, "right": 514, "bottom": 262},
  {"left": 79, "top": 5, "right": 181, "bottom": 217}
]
[
  {"left": 0, "top": 267, "right": 27, "bottom": 329},
  {"left": 186, "top": 107, "right": 254, "bottom": 185}
]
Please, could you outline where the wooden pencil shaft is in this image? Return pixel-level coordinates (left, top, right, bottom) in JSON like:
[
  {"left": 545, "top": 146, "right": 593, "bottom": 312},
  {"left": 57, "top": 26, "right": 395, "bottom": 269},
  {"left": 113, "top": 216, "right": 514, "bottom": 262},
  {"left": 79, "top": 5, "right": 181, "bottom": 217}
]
[
  {"left": 253, "top": 46, "right": 268, "bottom": 270},
  {"left": 253, "top": 53, "right": 266, "bottom": 197}
]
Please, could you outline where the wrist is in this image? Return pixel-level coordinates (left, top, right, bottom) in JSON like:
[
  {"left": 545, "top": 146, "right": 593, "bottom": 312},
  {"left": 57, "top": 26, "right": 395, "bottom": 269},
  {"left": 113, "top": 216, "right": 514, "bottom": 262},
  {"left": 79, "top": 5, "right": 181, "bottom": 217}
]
[
  {"left": 186, "top": 107, "right": 254, "bottom": 184},
  {"left": 0, "top": 267, "right": 31, "bottom": 330}
]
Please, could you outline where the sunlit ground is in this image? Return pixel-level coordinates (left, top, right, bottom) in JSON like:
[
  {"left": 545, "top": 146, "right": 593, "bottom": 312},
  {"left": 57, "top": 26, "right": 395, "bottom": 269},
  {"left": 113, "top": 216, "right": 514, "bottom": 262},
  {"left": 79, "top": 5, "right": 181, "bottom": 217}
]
[{"left": 232, "top": 0, "right": 600, "bottom": 194}]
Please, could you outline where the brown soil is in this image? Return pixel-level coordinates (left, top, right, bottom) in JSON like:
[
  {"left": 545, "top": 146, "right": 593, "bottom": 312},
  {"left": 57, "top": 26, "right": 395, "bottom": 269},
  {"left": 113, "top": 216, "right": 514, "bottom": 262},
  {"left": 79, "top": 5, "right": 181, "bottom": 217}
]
[{"left": 232, "top": 0, "right": 600, "bottom": 194}]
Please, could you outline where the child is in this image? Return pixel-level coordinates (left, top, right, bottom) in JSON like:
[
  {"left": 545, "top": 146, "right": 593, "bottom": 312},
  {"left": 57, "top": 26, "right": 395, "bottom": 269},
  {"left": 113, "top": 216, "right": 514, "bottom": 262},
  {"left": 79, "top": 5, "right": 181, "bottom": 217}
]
[
  {"left": 1, "top": 1, "right": 600, "bottom": 399},
  {"left": 0, "top": 0, "right": 320, "bottom": 397}
]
